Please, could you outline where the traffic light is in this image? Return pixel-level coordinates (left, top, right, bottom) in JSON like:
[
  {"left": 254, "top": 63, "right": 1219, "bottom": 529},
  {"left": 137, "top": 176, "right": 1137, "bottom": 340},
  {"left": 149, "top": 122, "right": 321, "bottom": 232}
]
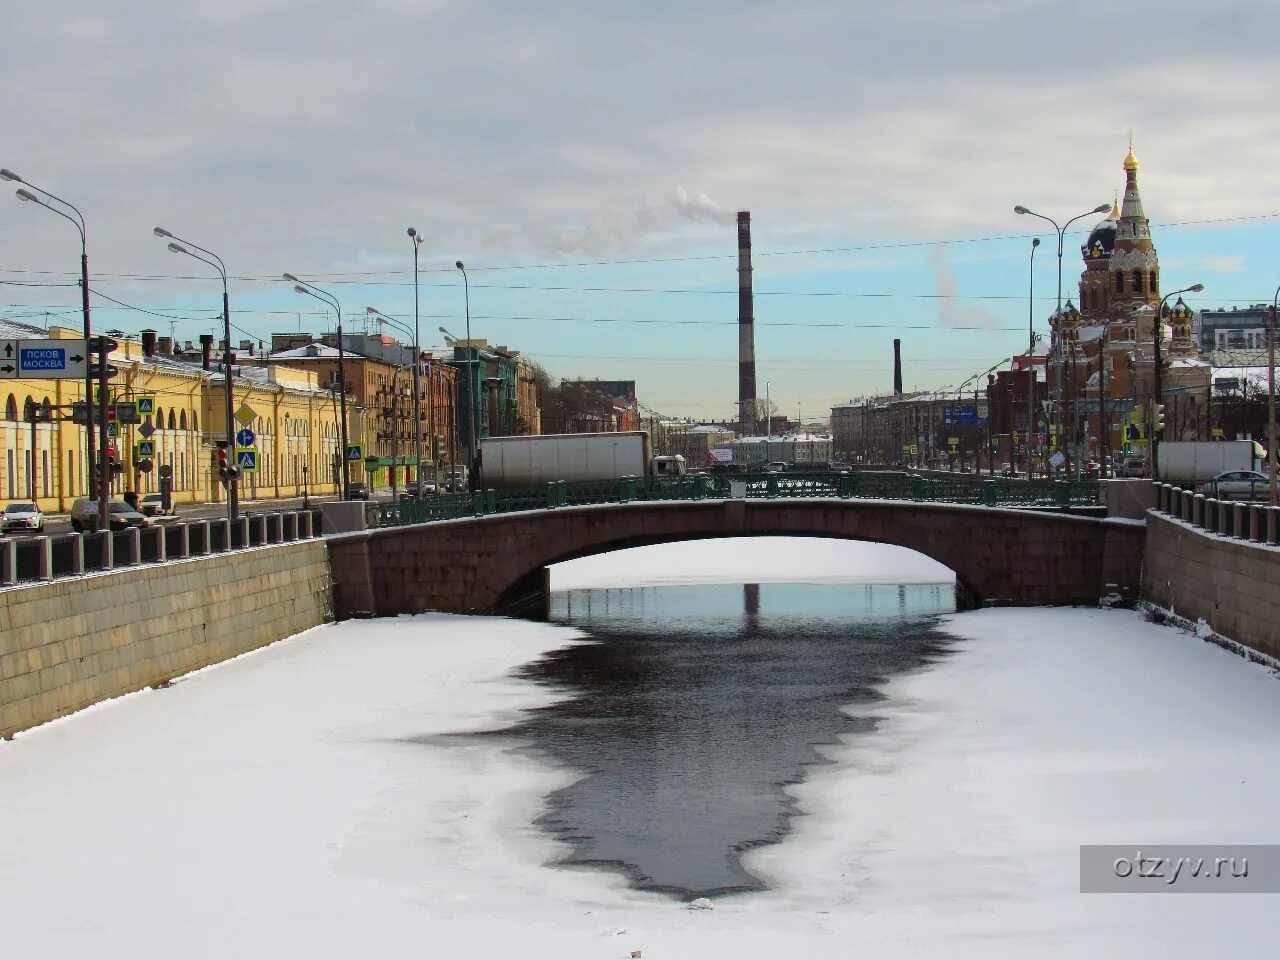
[
  {"left": 432, "top": 433, "right": 445, "bottom": 459},
  {"left": 1152, "top": 403, "right": 1166, "bottom": 435},
  {"left": 106, "top": 446, "right": 124, "bottom": 475},
  {"left": 215, "top": 441, "right": 239, "bottom": 483}
]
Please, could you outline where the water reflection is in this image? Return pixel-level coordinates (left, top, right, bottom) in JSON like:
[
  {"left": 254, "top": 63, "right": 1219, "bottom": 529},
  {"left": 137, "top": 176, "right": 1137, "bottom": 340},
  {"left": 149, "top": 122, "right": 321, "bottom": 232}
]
[{"left": 508, "top": 581, "right": 955, "bottom": 899}]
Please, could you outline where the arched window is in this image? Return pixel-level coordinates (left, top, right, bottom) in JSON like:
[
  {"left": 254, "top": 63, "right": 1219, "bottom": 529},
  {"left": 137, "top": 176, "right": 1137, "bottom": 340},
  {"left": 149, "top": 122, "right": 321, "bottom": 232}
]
[
  {"left": 4, "top": 394, "right": 17, "bottom": 420},
  {"left": 168, "top": 409, "right": 177, "bottom": 430},
  {"left": 41, "top": 396, "right": 52, "bottom": 417},
  {"left": 179, "top": 409, "right": 187, "bottom": 431},
  {"left": 1113, "top": 272, "right": 1123, "bottom": 294},
  {"left": 1131, "top": 270, "right": 1141, "bottom": 293},
  {"left": 192, "top": 411, "right": 198, "bottom": 433},
  {"left": 155, "top": 407, "right": 165, "bottom": 430}
]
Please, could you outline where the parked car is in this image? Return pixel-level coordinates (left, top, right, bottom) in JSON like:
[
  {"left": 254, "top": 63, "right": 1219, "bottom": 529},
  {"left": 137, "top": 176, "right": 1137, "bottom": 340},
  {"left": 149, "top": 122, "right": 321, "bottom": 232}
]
[
  {"left": 345, "top": 481, "right": 369, "bottom": 501},
  {"left": 69, "top": 498, "right": 152, "bottom": 532},
  {"left": 1197, "top": 470, "right": 1269, "bottom": 501},
  {"left": 401, "top": 481, "right": 437, "bottom": 498},
  {"left": 1119, "top": 457, "right": 1148, "bottom": 478},
  {"left": 137, "top": 492, "right": 179, "bottom": 521},
  {"left": 2, "top": 501, "right": 44, "bottom": 533}
]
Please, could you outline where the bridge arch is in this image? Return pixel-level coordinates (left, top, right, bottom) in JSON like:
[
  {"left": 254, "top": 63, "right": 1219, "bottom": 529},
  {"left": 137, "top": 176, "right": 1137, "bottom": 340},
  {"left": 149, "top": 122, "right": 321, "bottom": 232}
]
[{"left": 327, "top": 499, "right": 1144, "bottom": 620}]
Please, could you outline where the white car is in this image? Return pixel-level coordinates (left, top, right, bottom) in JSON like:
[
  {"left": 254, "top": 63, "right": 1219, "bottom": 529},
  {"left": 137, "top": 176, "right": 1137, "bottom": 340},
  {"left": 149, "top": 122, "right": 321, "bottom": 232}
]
[
  {"left": 1197, "top": 470, "right": 1269, "bottom": 501},
  {"left": 2, "top": 501, "right": 44, "bottom": 533}
]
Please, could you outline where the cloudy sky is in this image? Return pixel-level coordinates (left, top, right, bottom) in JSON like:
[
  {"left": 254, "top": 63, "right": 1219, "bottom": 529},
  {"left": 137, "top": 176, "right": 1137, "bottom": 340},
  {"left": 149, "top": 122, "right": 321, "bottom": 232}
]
[{"left": 3, "top": 0, "right": 1279, "bottom": 422}]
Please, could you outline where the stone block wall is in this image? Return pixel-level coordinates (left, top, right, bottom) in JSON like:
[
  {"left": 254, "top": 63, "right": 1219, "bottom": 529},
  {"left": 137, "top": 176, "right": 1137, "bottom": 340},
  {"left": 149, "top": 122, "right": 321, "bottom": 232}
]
[
  {"left": 0, "top": 541, "right": 332, "bottom": 739},
  {"left": 1143, "top": 511, "right": 1280, "bottom": 659}
]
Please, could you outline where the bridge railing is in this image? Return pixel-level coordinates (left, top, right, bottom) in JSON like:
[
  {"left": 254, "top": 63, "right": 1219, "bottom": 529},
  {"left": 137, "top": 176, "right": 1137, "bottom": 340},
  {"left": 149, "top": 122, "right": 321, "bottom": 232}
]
[
  {"left": 365, "top": 472, "right": 1101, "bottom": 529},
  {"left": 1153, "top": 482, "right": 1280, "bottom": 545}
]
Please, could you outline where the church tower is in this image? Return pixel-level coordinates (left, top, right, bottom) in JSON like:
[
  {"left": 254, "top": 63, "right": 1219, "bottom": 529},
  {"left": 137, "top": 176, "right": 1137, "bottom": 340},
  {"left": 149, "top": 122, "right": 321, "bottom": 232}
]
[{"left": 1107, "top": 143, "right": 1162, "bottom": 345}]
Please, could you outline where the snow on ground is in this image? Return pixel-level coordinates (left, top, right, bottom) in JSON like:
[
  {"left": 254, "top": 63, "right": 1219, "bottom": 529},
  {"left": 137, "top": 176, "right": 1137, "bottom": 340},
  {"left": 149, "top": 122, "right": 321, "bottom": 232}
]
[
  {"left": 2, "top": 540, "right": 1278, "bottom": 957},
  {"left": 551, "top": 536, "right": 955, "bottom": 589}
]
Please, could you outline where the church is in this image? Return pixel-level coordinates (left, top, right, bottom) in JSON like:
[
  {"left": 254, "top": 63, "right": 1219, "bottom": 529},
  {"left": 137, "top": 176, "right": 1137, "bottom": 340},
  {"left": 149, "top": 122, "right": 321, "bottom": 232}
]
[{"left": 1048, "top": 145, "right": 1211, "bottom": 466}]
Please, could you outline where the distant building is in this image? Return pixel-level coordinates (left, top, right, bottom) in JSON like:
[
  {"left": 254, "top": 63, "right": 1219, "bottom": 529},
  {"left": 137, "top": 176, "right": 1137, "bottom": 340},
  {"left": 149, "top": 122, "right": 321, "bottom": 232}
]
[{"left": 668, "top": 424, "right": 735, "bottom": 468}]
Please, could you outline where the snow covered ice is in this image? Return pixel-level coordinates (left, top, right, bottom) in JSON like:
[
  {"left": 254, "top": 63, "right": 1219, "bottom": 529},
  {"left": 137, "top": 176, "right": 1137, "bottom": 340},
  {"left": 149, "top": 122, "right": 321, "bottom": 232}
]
[{"left": 2, "top": 538, "right": 1278, "bottom": 958}]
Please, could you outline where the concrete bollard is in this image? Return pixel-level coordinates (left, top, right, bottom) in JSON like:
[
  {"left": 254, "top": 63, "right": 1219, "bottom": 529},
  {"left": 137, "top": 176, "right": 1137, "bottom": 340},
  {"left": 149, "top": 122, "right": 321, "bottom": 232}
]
[
  {"left": 299, "top": 511, "right": 314, "bottom": 538},
  {"left": 1180, "top": 489, "right": 1192, "bottom": 521},
  {"left": 0, "top": 538, "right": 16, "bottom": 585},
  {"left": 125, "top": 527, "right": 142, "bottom": 565},
  {"left": 194, "top": 519, "right": 211, "bottom": 554},
  {"left": 1248, "top": 505, "right": 1262, "bottom": 542},
  {"left": 234, "top": 516, "right": 250, "bottom": 548},
  {"left": 1269, "top": 506, "right": 1280, "bottom": 545},
  {"left": 272, "top": 512, "right": 284, "bottom": 543},
  {"left": 1216, "top": 499, "right": 1230, "bottom": 536},
  {"left": 1193, "top": 493, "right": 1205, "bottom": 528},
  {"left": 1233, "top": 502, "right": 1246, "bottom": 539},
  {"left": 174, "top": 522, "right": 190, "bottom": 558},
  {"left": 152, "top": 525, "right": 167, "bottom": 562},
  {"left": 213, "top": 518, "right": 230, "bottom": 552},
  {"left": 70, "top": 533, "right": 85, "bottom": 575},
  {"left": 37, "top": 537, "right": 53, "bottom": 581},
  {"left": 99, "top": 529, "right": 114, "bottom": 569}
]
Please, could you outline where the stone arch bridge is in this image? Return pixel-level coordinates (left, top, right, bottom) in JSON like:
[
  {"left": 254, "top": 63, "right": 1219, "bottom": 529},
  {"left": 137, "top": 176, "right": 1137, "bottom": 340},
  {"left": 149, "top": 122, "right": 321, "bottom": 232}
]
[{"left": 327, "top": 499, "right": 1144, "bottom": 619}]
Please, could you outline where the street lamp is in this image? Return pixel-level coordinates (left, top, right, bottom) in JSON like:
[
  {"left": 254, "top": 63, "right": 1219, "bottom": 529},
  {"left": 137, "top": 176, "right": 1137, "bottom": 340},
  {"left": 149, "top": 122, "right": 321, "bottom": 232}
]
[
  {"left": 454, "top": 261, "right": 477, "bottom": 468},
  {"left": 367, "top": 307, "right": 422, "bottom": 499},
  {"left": 4, "top": 168, "right": 98, "bottom": 500},
  {"left": 1027, "top": 236, "right": 1041, "bottom": 478},
  {"left": 1015, "top": 202, "right": 1111, "bottom": 478},
  {"left": 285, "top": 274, "right": 350, "bottom": 498},
  {"left": 1151, "top": 282, "right": 1205, "bottom": 481},
  {"left": 408, "top": 227, "right": 425, "bottom": 482},
  {"left": 155, "top": 227, "right": 238, "bottom": 523},
  {"left": 1269, "top": 285, "right": 1278, "bottom": 508}
]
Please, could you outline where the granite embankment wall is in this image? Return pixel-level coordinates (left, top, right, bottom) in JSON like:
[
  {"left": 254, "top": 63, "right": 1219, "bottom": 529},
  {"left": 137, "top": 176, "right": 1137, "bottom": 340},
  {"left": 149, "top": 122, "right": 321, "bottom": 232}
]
[
  {"left": 0, "top": 541, "right": 332, "bottom": 739},
  {"left": 1143, "top": 511, "right": 1280, "bottom": 660}
]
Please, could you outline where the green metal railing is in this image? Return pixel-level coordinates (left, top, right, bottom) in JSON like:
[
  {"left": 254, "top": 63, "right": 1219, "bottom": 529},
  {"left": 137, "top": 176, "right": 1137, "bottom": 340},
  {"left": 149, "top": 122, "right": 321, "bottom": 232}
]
[{"left": 367, "top": 472, "right": 1101, "bottom": 528}]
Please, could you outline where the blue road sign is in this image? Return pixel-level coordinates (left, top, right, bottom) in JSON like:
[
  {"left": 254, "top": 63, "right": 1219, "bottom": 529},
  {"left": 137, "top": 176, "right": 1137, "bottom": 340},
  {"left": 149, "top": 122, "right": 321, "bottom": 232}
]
[
  {"left": 135, "top": 440, "right": 156, "bottom": 458},
  {"left": 235, "top": 448, "right": 258, "bottom": 471},
  {"left": 346, "top": 444, "right": 363, "bottom": 461},
  {"left": 943, "top": 403, "right": 978, "bottom": 427},
  {"left": 236, "top": 428, "right": 256, "bottom": 447}
]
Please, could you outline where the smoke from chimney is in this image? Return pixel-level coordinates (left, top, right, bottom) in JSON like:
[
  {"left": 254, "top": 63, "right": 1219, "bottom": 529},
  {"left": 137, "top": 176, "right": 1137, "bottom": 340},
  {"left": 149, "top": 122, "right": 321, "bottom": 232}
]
[
  {"left": 737, "top": 211, "right": 757, "bottom": 434},
  {"left": 893, "top": 339, "right": 903, "bottom": 395}
]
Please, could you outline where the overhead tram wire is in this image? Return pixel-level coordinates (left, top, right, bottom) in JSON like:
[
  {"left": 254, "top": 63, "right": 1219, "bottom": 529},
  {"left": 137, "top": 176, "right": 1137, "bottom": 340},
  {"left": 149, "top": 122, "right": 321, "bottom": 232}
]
[{"left": 2, "top": 209, "right": 1277, "bottom": 284}]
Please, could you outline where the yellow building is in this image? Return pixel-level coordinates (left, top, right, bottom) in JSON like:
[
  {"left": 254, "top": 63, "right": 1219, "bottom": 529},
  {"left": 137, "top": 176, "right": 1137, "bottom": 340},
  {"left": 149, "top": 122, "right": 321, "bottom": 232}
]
[{"left": 0, "top": 322, "right": 344, "bottom": 512}]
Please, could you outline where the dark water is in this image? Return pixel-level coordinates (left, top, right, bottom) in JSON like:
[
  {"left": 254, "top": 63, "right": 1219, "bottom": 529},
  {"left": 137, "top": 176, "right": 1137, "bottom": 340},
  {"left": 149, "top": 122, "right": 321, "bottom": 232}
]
[{"left": 504, "top": 581, "right": 956, "bottom": 899}]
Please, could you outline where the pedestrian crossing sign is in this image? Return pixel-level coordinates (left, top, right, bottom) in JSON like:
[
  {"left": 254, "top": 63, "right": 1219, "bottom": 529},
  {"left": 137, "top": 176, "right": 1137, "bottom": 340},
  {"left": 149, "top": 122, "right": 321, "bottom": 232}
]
[
  {"left": 135, "top": 440, "right": 155, "bottom": 458},
  {"left": 346, "top": 444, "right": 362, "bottom": 461},
  {"left": 235, "top": 447, "right": 258, "bottom": 471},
  {"left": 136, "top": 395, "right": 156, "bottom": 415}
]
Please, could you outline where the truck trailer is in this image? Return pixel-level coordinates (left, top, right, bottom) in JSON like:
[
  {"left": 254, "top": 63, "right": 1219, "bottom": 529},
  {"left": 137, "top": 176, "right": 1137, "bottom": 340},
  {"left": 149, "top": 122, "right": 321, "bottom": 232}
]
[
  {"left": 475, "top": 432, "right": 685, "bottom": 489},
  {"left": 1157, "top": 440, "right": 1267, "bottom": 486}
]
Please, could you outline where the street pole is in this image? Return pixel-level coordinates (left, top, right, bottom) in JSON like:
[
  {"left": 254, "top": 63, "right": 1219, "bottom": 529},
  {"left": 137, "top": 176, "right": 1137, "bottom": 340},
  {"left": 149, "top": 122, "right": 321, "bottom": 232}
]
[
  {"left": 155, "top": 228, "right": 237, "bottom": 523},
  {"left": 1268, "top": 287, "right": 1278, "bottom": 507},
  {"left": 1027, "top": 236, "right": 1040, "bottom": 478},
  {"left": 408, "top": 228, "right": 425, "bottom": 488},
  {"left": 4, "top": 169, "right": 97, "bottom": 496},
  {"left": 1151, "top": 283, "right": 1205, "bottom": 481},
  {"left": 455, "top": 262, "right": 477, "bottom": 470},
  {"left": 1015, "top": 203, "right": 1110, "bottom": 478},
  {"left": 286, "top": 275, "right": 350, "bottom": 498},
  {"left": 368, "top": 308, "right": 420, "bottom": 498}
]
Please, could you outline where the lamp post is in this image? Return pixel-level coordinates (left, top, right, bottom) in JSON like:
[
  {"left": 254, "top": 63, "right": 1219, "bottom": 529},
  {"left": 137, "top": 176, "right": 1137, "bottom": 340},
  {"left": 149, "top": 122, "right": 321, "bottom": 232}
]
[
  {"left": 3, "top": 168, "right": 97, "bottom": 499},
  {"left": 154, "top": 227, "right": 237, "bottom": 523},
  {"left": 1027, "top": 236, "right": 1040, "bottom": 478},
  {"left": 408, "top": 228, "right": 426, "bottom": 486},
  {"left": 1014, "top": 202, "right": 1111, "bottom": 478},
  {"left": 1267, "top": 286, "right": 1278, "bottom": 507},
  {"left": 286, "top": 275, "right": 350, "bottom": 498},
  {"left": 1151, "top": 283, "right": 1205, "bottom": 481},
  {"left": 454, "top": 262, "right": 477, "bottom": 468},
  {"left": 368, "top": 307, "right": 422, "bottom": 495}
]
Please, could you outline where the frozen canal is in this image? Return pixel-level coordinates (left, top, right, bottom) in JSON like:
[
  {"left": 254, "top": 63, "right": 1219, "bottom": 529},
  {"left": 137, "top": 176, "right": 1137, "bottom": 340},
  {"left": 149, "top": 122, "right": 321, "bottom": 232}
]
[{"left": 2, "top": 537, "right": 1279, "bottom": 958}]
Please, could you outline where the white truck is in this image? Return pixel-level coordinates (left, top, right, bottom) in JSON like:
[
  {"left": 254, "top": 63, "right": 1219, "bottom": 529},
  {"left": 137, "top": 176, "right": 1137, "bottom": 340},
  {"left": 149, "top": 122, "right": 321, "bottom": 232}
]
[
  {"left": 476, "top": 431, "right": 685, "bottom": 489},
  {"left": 1158, "top": 440, "right": 1267, "bottom": 486}
]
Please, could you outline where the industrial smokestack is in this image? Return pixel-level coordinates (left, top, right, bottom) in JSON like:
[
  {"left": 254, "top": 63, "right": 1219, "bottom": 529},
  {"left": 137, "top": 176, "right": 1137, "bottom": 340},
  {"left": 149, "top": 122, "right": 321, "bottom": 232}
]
[
  {"left": 893, "top": 339, "right": 903, "bottom": 395},
  {"left": 737, "top": 211, "right": 757, "bottom": 434}
]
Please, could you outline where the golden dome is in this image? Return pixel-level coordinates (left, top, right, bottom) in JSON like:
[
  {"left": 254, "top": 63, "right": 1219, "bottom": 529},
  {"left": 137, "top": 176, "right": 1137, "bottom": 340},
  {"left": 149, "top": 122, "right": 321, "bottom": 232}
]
[{"left": 1124, "top": 134, "right": 1139, "bottom": 171}]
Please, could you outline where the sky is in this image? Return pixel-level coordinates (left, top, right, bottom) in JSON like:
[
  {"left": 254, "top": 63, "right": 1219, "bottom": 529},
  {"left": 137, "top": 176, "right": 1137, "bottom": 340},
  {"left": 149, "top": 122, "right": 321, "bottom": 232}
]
[{"left": 3, "top": 0, "right": 1280, "bottom": 423}]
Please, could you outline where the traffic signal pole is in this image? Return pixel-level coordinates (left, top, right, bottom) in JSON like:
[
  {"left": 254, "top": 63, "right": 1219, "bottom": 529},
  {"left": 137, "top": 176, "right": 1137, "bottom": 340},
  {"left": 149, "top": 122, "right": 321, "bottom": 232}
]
[{"left": 96, "top": 336, "right": 110, "bottom": 547}]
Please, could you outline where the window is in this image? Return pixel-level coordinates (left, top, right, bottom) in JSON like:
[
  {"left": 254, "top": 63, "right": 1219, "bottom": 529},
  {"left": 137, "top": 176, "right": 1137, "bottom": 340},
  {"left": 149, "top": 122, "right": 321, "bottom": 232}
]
[
  {"left": 180, "top": 410, "right": 187, "bottom": 431},
  {"left": 1113, "top": 273, "right": 1123, "bottom": 294},
  {"left": 1131, "top": 271, "right": 1141, "bottom": 293},
  {"left": 168, "top": 409, "right": 177, "bottom": 431},
  {"left": 192, "top": 411, "right": 198, "bottom": 433},
  {"left": 155, "top": 407, "right": 165, "bottom": 430}
]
